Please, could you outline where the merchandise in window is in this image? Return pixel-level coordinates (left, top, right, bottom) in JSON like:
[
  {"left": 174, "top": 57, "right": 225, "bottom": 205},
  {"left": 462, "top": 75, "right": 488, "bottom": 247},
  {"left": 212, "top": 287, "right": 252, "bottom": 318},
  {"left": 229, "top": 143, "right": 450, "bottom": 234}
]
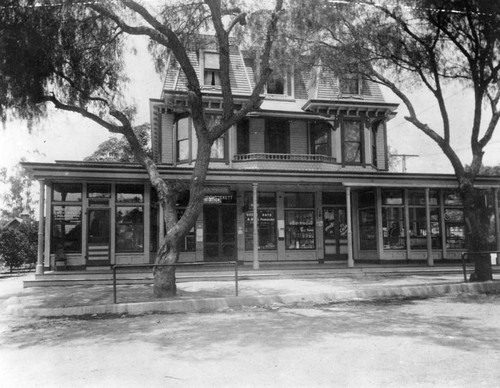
[
  {"left": 382, "top": 189, "right": 405, "bottom": 250},
  {"left": 51, "top": 205, "right": 82, "bottom": 253},
  {"left": 244, "top": 192, "right": 277, "bottom": 250},
  {"left": 358, "top": 190, "right": 376, "bottom": 250},
  {"left": 284, "top": 192, "right": 315, "bottom": 250},
  {"left": 443, "top": 190, "right": 465, "bottom": 249},
  {"left": 116, "top": 206, "right": 144, "bottom": 252},
  {"left": 408, "top": 189, "right": 441, "bottom": 249}
]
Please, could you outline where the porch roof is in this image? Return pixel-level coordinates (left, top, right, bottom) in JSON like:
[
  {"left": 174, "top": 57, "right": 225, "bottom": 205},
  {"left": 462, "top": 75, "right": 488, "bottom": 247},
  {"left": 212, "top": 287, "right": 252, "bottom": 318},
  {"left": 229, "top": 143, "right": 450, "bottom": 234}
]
[{"left": 21, "top": 161, "right": 500, "bottom": 189}]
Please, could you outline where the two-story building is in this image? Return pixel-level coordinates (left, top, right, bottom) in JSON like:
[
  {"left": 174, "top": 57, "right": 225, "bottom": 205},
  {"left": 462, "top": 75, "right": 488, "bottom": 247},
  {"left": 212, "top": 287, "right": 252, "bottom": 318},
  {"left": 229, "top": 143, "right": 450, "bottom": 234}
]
[{"left": 23, "top": 40, "right": 500, "bottom": 272}]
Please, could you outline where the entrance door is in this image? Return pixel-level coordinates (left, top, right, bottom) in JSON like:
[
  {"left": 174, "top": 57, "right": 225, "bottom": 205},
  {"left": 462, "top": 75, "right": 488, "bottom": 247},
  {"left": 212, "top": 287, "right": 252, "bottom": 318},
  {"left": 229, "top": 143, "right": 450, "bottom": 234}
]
[
  {"left": 204, "top": 205, "right": 236, "bottom": 261},
  {"left": 87, "top": 208, "right": 111, "bottom": 266},
  {"left": 323, "top": 207, "right": 348, "bottom": 260}
]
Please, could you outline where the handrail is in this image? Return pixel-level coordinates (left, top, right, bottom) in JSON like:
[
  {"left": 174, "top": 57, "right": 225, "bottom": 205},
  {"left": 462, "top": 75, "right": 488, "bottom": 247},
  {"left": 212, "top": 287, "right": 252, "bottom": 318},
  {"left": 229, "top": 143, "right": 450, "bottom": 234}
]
[
  {"left": 460, "top": 251, "right": 499, "bottom": 283},
  {"left": 112, "top": 261, "right": 239, "bottom": 304}
]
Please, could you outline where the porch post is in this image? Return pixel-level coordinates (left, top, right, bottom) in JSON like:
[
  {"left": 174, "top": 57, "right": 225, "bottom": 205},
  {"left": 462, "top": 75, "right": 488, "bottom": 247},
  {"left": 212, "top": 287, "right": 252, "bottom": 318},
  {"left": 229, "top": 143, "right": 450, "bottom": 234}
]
[
  {"left": 252, "top": 183, "right": 259, "bottom": 270},
  {"left": 425, "top": 188, "right": 433, "bottom": 266},
  {"left": 36, "top": 180, "right": 45, "bottom": 275},
  {"left": 494, "top": 188, "right": 500, "bottom": 265},
  {"left": 346, "top": 187, "right": 354, "bottom": 267}
]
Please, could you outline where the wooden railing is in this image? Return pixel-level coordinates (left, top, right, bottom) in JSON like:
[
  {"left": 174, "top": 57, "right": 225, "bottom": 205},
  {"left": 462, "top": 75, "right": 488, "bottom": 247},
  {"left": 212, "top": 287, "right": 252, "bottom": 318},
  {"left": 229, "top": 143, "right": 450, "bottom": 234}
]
[{"left": 233, "top": 153, "right": 337, "bottom": 163}]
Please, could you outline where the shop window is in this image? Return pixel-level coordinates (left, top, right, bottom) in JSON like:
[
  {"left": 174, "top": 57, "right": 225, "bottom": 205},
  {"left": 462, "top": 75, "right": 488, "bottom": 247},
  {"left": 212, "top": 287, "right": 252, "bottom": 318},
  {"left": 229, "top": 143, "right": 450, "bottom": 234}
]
[
  {"left": 87, "top": 184, "right": 111, "bottom": 198},
  {"left": 310, "top": 122, "right": 331, "bottom": 157},
  {"left": 51, "top": 205, "right": 82, "bottom": 253},
  {"left": 358, "top": 190, "right": 376, "bottom": 250},
  {"left": 342, "top": 120, "right": 363, "bottom": 164},
  {"left": 382, "top": 189, "right": 405, "bottom": 250},
  {"left": 265, "top": 119, "right": 290, "bottom": 154},
  {"left": 408, "top": 189, "right": 441, "bottom": 249},
  {"left": 203, "top": 52, "right": 220, "bottom": 86},
  {"left": 284, "top": 192, "right": 315, "bottom": 250},
  {"left": 244, "top": 192, "right": 277, "bottom": 250},
  {"left": 52, "top": 183, "right": 82, "bottom": 202},
  {"left": 237, "top": 119, "right": 250, "bottom": 154},
  {"left": 116, "top": 206, "right": 144, "bottom": 252},
  {"left": 443, "top": 190, "right": 465, "bottom": 249}
]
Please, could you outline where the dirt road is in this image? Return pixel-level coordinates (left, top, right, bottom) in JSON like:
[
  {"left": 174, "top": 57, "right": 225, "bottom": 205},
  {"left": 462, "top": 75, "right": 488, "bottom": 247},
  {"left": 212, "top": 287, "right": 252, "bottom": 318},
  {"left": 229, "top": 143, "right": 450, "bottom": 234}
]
[{"left": 1, "top": 291, "right": 500, "bottom": 387}]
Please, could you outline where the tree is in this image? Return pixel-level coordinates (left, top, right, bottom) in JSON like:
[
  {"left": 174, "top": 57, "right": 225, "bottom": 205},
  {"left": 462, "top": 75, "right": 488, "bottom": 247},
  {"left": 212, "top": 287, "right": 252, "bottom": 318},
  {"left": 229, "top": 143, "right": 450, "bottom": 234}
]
[
  {"left": 0, "top": 0, "right": 283, "bottom": 296},
  {"left": 0, "top": 221, "right": 38, "bottom": 273},
  {"left": 84, "top": 123, "right": 152, "bottom": 162},
  {"left": 1, "top": 159, "right": 36, "bottom": 220},
  {"left": 288, "top": 0, "right": 500, "bottom": 281}
]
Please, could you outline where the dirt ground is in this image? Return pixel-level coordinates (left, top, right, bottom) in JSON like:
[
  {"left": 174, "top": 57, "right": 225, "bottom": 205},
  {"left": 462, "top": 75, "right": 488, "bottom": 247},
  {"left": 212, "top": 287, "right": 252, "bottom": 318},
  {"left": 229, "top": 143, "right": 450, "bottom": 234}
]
[{"left": 1, "top": 276, "right": 500, "bottom": 388}]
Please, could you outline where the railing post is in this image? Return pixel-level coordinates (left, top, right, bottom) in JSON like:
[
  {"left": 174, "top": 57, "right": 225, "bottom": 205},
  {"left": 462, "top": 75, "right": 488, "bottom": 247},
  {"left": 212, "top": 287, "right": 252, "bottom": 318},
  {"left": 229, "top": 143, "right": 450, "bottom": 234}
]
[{"left": 113, "top": 265, "right": 117, "bottom": 304}]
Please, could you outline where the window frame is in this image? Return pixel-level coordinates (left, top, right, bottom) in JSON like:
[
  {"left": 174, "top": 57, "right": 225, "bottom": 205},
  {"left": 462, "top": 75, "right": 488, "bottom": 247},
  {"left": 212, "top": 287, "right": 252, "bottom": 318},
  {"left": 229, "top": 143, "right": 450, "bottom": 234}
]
[
  {"left": 309, "top": 121, "right": 332, "bottom": 157},
  {"left": 202, "top": 51, "right": 221, "bottom": 87},
  {"left": 342, "top": 119, "right": 364, "bottom": 165}
]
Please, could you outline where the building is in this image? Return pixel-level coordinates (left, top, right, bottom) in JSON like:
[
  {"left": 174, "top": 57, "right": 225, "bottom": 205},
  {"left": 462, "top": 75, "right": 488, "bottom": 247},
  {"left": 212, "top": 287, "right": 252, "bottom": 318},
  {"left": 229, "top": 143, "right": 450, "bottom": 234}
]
[{"left": 22, "top": 39, "right": 500, "bottom": 273}]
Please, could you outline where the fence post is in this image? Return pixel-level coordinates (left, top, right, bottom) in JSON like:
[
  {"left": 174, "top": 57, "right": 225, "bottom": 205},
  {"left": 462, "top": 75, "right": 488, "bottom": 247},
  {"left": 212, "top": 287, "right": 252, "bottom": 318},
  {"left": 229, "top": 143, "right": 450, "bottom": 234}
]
[
  {"left": 461, "top": 252, "right": 468, "bottom": 283},
  {"left": 113, "top": 265, "right": 117, "bottom": 304}
]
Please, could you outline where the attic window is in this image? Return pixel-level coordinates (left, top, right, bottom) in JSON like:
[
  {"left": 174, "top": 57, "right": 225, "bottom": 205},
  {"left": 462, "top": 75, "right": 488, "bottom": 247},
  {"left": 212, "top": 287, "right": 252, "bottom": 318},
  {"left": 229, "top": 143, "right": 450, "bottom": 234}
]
[
  {"left": 266, "top": 68, "right": 293, "bottom": 96},
  {"left": 339, "top": 75, "right": 361, "bottom": 95},
  {"left": 203, "top": 52, "right": 220, "bottom": 86}
]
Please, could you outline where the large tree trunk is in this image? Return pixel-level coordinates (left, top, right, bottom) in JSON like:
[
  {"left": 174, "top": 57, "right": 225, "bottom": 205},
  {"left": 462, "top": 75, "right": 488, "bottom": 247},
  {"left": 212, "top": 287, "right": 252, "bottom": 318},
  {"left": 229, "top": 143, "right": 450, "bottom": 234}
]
[
  {"left": 153, "top": 238, "right": 179, "bottom": 297},
  {"left": 461, "top": 185, "right": 493, "bottom": 282}
]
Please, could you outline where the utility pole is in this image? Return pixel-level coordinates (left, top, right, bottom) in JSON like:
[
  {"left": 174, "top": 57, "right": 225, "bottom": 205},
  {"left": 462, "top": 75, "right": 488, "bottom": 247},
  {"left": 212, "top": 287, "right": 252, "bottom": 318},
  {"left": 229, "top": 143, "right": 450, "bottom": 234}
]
[{"left": 392, "top": 154, "right": 419, "bottom": 173}]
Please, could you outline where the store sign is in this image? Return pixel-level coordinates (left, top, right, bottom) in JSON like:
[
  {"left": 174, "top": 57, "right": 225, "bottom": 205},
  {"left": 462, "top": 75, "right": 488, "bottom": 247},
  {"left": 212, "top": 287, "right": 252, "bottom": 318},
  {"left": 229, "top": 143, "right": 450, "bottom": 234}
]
[{"left": 204, "top": 192, "right": 235, "bottom": 204}]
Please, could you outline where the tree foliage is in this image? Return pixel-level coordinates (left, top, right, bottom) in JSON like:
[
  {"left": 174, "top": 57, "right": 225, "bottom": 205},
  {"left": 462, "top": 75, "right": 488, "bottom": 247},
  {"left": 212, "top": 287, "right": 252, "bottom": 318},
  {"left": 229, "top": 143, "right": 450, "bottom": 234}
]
[
  {"left": 0, "top": 0, "right": 284, "bottom": 295},
  {"left": 0, "top": 221, "right": 38, "bottom": 273},
  {"left": 1, "top": 159, "right": 36, "bottom": 220},
  {"left": 84, "top": 123, "right": 152, "bottom": 163}
]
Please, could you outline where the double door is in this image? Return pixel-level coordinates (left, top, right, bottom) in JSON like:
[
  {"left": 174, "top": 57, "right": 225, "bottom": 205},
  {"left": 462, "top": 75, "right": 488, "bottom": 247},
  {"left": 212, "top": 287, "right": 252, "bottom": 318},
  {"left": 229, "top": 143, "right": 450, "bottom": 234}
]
[
  {"left": 204, "top": 205, "right": 236, "bottom": 261},
  {"left": 323, "top": 207, "right": 348, "bottom": 260}
]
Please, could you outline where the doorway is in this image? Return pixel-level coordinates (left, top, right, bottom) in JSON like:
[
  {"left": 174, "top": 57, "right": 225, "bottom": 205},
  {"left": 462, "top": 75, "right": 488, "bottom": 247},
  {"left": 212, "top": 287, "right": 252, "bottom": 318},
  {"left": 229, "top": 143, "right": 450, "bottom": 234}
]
[
  {"left": 204, "top": 205, "right": 236, "bottom": 261},
  {"left": 323, "top": 207, "right": 348, "bottom": 260},
  {"left": 86, "top": 208, "right": 111, "bottom": 266}
]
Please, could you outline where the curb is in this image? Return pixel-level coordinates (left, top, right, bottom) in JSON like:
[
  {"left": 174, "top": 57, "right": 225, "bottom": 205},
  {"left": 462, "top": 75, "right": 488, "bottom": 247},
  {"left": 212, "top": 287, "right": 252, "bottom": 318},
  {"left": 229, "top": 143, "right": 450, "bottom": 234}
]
[{"left": 10, "top": 281, "right": 500, "bottom": 317}]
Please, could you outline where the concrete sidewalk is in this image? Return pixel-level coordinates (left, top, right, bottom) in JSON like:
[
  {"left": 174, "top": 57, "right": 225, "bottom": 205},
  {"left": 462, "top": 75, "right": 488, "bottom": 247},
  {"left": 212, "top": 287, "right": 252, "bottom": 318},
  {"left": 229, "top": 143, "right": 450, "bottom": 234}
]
[{"left": 2, "top": 271, "right": 500, "bottom": 317}]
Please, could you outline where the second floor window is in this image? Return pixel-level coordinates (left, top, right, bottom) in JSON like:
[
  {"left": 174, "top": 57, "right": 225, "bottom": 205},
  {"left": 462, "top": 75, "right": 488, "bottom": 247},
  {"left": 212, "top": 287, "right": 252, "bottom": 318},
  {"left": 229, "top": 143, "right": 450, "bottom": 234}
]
[
  {"left": 343, "top": 120, "right": 363, "bottom": 164},
  {"left": 203, "top": 52, "right": 220, "bottom": 86},
  {"left": 176, "top": 116, "right": 226, "bottom": 162},
  {"left": 265, "top": 118, "right": 290, "bottom": 154},
  {"left": 237, "top": 119, "right": 250, "bottom": 154},
  {"left": 310, "top": 122, "right": 331, "bottom": 157}
]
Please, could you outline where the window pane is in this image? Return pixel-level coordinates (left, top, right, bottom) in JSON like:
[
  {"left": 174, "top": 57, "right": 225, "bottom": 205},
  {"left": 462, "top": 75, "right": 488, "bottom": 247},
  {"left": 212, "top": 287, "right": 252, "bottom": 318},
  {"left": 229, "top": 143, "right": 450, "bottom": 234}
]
[
  {"left": 51, "top": 205, "right": 82, "bottom": 253},
  {"left": 267, "top": 74, "right": 285, "bottom": 94},
  {"left": 310, "top": 122, "right": 330, "bottom": 156},
  {"left": 340, "top": 77, "right": 359, "bottom": 94},
  {"left": 359, "top": 208, "right": 376, "bottom": 250},
  {"left": 345, "top": 121, "right": 361, "bottom": 141},
  {"left": 116, "top": 184, "right": 144, "bottom": 203},
  {"left": 345, "top": 142, "right": 361, "bottom": 163},
  {"left": 210, "top": 137, "right": 225, "bottom": 159},
  {"left": 204, "top": 70, "right": 220, "bottom": 86},
  {"left": 285, "top": 210, "right": 315, "bottom": 250},
  {"left": 408, "top": 190, "right": 425, "bottom": 206},
  {"left": 87, "top": 184, "right": 111, "bottom": 198},
  {"left": 444, "top": 190, "right": 463, "bottom": 206},
  {"left": 382, "top": 207, "right": 405, "bottom": 250},
  {"left": 265, "top": 119, "right": 289, "bottom": 153},
  {"left": 245, "top": 209, "right": 277, "bottom": 250},
  {"left": 322, "top": 192, "right": 346, "bottom": 206},
  {"left": 178, "top": 139, "right": 190, "bottom": 160},
  {"left": 177, "top": 118, "right": 189, "bottom": 140},
  {"left": 382, "top": 189, "right": 403, "bottom": 205},
  {"left": 284, "top": 192, "right": 314, "bottom": 208},
  {"left": 204, "top": 52, "right": 220, "bottom": 69},
  {"left": 53, "top": 183, "right": 82, "bottom": 202},
  {"left": 116, "top": 206, "right": 144, "bottom": 252}
]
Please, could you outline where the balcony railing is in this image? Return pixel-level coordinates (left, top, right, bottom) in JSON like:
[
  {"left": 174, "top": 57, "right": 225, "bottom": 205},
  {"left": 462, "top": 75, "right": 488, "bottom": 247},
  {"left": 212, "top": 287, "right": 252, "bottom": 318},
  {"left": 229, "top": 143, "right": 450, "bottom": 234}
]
[{"left": 233, "top": 153, "right": 337, "bottom": 163}]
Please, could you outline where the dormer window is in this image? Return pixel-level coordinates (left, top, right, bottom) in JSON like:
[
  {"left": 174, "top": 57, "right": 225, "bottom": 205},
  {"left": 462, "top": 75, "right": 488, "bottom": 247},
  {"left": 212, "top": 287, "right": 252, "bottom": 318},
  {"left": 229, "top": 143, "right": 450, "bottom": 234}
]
[
  {"left": 203, "top": 52, "right": 220, "bottom": 86},
  {"left": 266, "top": 68, "right": 293, "bottom": 97},
  {"left": 339, "top": 74, "right": 361, "bottom": 95}
]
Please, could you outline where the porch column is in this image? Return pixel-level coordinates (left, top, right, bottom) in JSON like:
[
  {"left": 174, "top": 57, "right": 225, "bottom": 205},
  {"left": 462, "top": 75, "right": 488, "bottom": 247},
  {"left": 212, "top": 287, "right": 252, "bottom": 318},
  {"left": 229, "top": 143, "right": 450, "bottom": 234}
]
[
  {"left": 252, "top": 183, "right": 259, "bottom": 270},
  {"left": 36, "top": 180, "right": 45, "bottom": 275},
  {"left": 494, "top": 188, "right": 500, "bottom": 265},
  {"left": 346, "top": 187, "right": 354, "bottom": 267},
  {"left": 425, "top": 188, "right": 434, "bottom": 266}
]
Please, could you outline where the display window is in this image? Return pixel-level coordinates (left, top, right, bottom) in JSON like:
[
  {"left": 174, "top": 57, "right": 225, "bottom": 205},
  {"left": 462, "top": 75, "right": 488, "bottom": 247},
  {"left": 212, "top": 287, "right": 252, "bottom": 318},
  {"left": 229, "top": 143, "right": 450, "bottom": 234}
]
[
  {"left": 51, "top": 205, "right": 82, "bottom": 253},
  {"left": 382, "top": 189, "right": 405, "bottom": 250},
  {"left": 244, "top": 192, "right": 277, "bottom": 250},
  {"left": 284, "top": 192, "right": 315, "bottom": 250}
]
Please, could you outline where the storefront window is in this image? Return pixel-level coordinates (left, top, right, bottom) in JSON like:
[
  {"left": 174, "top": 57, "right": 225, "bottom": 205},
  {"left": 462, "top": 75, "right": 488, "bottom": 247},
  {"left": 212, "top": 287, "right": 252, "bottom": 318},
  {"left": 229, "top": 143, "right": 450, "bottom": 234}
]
[
  {"left": 285, "top": 192, "right": 315, "bottom": 250},
  {"left": 359, "top": 190, "right": 376, "bottom": 250},
  {"left": 116, "top": 207, "right": 144, "bottom": 252},
  {"left": 408, "top": 189, "right": 441, "bottom": 249},
  {"left": 116, "top": 184, "right": 144, "bottom": 203},
  {"left": 244, "top": 192, "right": 277, "bottom": 250},
  {"left": 51, "top": 205, "right": 82, "bottom": 253},
  {"left": 443, "top": 190, "right": 465, "bottom": 249},
  {"left": 382, "top": 189, "right": 405, "bottom": 250}
]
